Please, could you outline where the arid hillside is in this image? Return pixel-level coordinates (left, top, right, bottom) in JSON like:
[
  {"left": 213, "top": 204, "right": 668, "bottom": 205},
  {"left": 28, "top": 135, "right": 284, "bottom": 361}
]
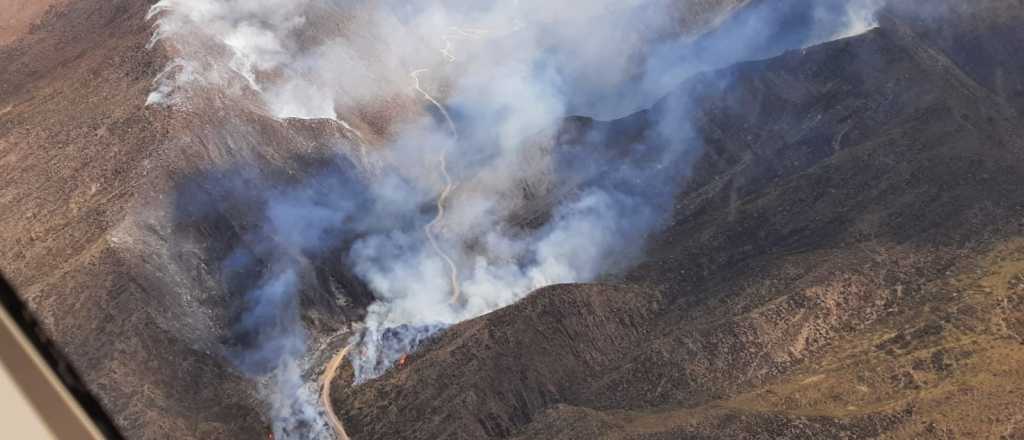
[
  {"left": 329, "top": 1, "right": 1024, "bottom": 439},
  {"left": 0, "top": 0, "right": 65, "bottom": 45},
  {"left": 0, "top": 0, "right": 271, "bottom": 438},
  {"left": 2, "top": 0, "right": 1023, "bottom": 439},
  {"left": 0, "top": 0, "right": 753, "bottom": 438}
]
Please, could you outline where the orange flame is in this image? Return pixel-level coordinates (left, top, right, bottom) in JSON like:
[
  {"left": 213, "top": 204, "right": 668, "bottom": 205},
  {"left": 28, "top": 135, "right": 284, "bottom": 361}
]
[{"left": 398, "top": 354, "right": 409, "bottom": 367}]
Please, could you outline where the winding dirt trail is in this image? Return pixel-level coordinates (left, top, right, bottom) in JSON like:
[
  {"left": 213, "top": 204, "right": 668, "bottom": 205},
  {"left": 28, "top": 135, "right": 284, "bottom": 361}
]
[
  {"left": 320, "top": 344, "right": 354, "bottom": 440},
  {"left": 410, "top": 68, "right": 462, "bottom": 304},
  {"left": 317, "top": 37, "right": 481, "bottom": 440},
  {"left": 440, "top": 26, "right": 487, "bottom": 62},
  {"left": 410, "top": 69, "right": 458, "bottom": 138},
  {"left": 317, "top": 61, "right": 465, "bottom": 440}
]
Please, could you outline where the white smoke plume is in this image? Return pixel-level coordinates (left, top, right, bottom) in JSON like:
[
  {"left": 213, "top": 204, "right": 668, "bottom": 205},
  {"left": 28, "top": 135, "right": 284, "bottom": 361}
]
[
  {"left": 147, "top": 0, "right": 886, "bottom": 438},
  {"left": 831, "top": 0, "right": 886, "bottom": 39}
]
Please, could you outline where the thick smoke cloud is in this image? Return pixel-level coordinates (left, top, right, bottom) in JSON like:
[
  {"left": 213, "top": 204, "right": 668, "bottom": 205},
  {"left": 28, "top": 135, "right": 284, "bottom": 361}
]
[{"left": 147, "top": 0, "right": 885, "bottom": 438}]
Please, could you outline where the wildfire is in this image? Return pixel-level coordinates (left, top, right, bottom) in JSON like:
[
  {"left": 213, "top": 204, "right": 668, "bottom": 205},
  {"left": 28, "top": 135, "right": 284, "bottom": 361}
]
[{"left": 398, "top": 354, "right": 409, "bottom": 367}]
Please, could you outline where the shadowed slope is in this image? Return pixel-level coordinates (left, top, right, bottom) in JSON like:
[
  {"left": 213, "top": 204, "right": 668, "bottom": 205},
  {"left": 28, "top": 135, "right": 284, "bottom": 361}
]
[{"left": 331, "top": 3, "right": 1024, "bottom": 438}]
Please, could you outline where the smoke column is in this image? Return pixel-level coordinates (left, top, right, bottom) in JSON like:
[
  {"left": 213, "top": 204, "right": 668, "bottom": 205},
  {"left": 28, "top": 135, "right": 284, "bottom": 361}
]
[{"left": 146, "top": 0, "right": 885, "bottom": 437}]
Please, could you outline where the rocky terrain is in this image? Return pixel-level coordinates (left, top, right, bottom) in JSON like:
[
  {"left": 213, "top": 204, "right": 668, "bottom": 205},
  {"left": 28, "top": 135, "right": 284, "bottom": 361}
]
[
  {"left": 331, "top": 1, "right": 1024, "bottom": 439},
  {"left": 1, "top": 0, "right": 1023, "bottom": 439}
]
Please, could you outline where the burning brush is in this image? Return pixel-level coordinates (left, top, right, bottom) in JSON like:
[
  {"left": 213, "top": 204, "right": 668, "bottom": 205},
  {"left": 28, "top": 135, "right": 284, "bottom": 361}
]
[{"left": 348, "top": 323, "right": 443, "bottom": 382}]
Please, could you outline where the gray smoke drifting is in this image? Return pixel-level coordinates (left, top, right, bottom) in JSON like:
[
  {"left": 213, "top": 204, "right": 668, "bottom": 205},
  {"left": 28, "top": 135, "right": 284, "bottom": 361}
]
[
  {"left": 182, "top": 165, "right": 372, "bottom": 439},
  {"left": 147, "top": 0, "right": 884, "bottom": 437}
]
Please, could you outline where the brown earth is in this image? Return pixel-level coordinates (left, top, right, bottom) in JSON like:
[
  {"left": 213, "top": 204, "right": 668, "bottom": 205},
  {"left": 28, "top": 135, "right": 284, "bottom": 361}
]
[
  {"left": 0, "top": 0, "right": 270, "bottom": 438},
  {"left": 3, "top": 0, "right": 1024, "bottom": 439},
  {"left": 329, "top": 1, "right": 1024, "bottom": 439},
  {"left": 0, "top": 0, "right": 66, "bottom": 45},
  {"left": 0, "top": 0, "right": 374, "bottom": 438},
  {"left": 1, "top": 0, "right": 751, "bottom": 437}
]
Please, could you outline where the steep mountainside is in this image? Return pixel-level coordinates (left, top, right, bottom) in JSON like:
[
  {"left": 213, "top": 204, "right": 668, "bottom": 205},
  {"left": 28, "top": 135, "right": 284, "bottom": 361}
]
[
  {"left": 0, "top": 0, "right": 383, "bottom": 437},
  {"left": 329, "top": 1, "right": 1024, "bottom": 438},
  {"left": 2, "top": 0, "right": 1023, "bottom": 439},
  {"left": 0, "top": 0, "right": 753, "bottom": 438},
  {"left": 0, "top": 1, "right": 270, "bottom": 438}
]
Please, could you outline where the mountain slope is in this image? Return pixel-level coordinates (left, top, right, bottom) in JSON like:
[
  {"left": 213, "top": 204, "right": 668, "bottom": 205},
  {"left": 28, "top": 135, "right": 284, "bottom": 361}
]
[
  {"left": 328, "top": 2, "right": 1024, "bottom": 438},
  {"left": 1, "top": 0, "right": 757, "bottom": 438},
  {"left": 0, "top": 1, "right": 277, "bottom": 438},
  {"left": 3, "top": 0, "right": 1023, "bottom": 439}
]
